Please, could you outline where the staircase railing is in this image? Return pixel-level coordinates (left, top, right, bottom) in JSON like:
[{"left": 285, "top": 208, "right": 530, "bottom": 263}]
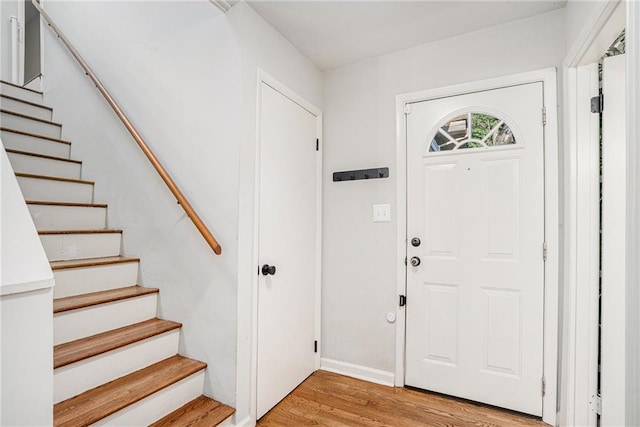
[{"left": 31, "top": 0, "right": 222, "bottom": 255}]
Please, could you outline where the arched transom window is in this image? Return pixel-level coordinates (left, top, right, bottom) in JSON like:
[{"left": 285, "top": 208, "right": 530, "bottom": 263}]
[{"left": 428, "top": 112, "right": 516, "bottom": 152}]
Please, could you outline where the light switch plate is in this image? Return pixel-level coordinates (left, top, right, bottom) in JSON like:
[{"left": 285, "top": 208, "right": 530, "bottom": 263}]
[{"left": 373, "top": 204, "right": 391, "bottom": 222}]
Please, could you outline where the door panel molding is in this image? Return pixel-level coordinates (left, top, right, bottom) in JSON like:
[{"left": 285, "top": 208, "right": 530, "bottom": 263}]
[{"left": 395, "top": 68, "right": 559, "bottom": 426}]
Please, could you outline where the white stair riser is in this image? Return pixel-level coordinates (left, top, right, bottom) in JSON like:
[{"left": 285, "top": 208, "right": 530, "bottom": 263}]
[
  {"left": 40, "top": 232, "right": 121, "bottom": 262},
  {"left": 93, "top": 371, "right": 205, "bottom": 427},
  {"left": 53, "top": 262, "right": 139, "bottom": 299},
  {"left": 29, "top": 204, "right": 106, "bottom": 231},
  {"left": 1, "top": 112, "right": 61, "bottom": 139},
  {"left": 8, "top": 152, "right": 81, "bottom": 180},
  {"left": 17, "top": 176, "right": 93, "bottom": 203},
  {"left": 54, "top": 294, "right": 157, "bottom": 345},
  {"left": 0, "top": 82, "right": 43, "bottom": 104},
  {"left": 0, "top": 97, "right": 52, "bottom": 120},
  {"left": 1, "top": 130, "right": 71, "bottom": 158},
  {"left": 54, "top": 330, "right": 180, "bottom": 403}
]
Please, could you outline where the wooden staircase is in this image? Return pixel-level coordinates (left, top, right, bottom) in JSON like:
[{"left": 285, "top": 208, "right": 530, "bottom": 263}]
[{"left": 0, "top": 80, "right": 235, "bottom": 426}]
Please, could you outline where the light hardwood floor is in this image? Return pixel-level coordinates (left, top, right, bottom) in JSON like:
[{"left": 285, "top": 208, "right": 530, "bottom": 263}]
[{"left": 257, "top": 371, "right": 547, "bottom": 426}]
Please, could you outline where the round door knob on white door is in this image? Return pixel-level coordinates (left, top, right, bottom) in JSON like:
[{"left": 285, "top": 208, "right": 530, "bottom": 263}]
[
  {"left": 410, "top": 257, "right": 421, "bottom": 267},
  {"left": 261, "top": 264, "right": 276, "bottom": 276}
]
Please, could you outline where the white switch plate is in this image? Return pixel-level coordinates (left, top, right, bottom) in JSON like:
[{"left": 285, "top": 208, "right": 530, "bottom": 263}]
[{"left": 373, "top": 204, "right": 391, "bottom": 222}]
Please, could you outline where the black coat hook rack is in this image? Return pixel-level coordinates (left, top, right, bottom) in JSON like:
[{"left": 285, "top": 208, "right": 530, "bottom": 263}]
[{"left": 333, "top": 167, "right": 389, "bottom": 182}]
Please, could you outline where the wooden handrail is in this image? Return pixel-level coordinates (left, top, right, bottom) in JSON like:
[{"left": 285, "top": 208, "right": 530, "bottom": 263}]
[{"left": 32, "top": 0, "right": 221, "bottom": 255}]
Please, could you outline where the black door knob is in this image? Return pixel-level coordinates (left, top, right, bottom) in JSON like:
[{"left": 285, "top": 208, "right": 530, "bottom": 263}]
[
  {"left": 261, "top": 264, "right": 276, "bottom": 276},
  {"left": 411, "top": 237, "right": 421, "bottom": 247}
]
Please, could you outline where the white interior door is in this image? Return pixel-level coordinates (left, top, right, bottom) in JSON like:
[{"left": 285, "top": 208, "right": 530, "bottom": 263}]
[
  {"left": 601, "top": 53, "right": 626, "bottom": 426},
  {"left": 256, "top": 82, "right": 319, "bottom": 419},
  {"left": 405, "top": 83, "right": 545, "bottom": 416}
]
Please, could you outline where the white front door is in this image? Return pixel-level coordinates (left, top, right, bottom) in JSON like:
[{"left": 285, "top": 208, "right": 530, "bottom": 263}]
[
  {"left": 600, "top": 53, "right": 626, "bottom": 426},
  {"left": 405, "top": 83, "right": 545, "bottom": 415},
  {"left": 256, "top": 82, "right": 320, "bottom": 419}
]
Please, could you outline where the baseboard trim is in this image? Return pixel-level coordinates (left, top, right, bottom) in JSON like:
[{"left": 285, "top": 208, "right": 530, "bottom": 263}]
[
  {"left": 233, "top": 415, "right": 253, "bottom": 427},
  {"left": 320, "top": 358, "right": 395, "bottom": 387}
]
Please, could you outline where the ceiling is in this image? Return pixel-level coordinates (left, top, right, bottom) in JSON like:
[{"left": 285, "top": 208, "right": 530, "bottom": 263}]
[{"left": 246, "top": 0, "right": 568, "bottom": 70}]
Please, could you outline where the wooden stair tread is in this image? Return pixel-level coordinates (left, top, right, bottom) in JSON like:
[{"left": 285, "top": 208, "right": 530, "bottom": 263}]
[
  {"left": 53, "top": 285, "right": 158, "bottom": 314},
  {"left": 15, "top": 172, "right": 93, "bottom": 185},
  {"left": 54, "top": 317, "right": 177, "bottom": 368},
  {"left": 54, "top": 355, "right": 206, "bottom": 427},
  {"left": 27, "top": 200, "right": 107, "bottom": 208},
  {"left": 150, "top": 395, "right": 236, "bottom": 427},
  {"left": 1, "top": 93, "right": 52, "bottom": 110},
  {"left": 51, "top": 256, "right": 140, "bottom": 270},
  {"left": 5, "top": 148, "right": 81, "bottom": 164},
  {"left": 0, "top": 108, "right": 62, "bottom": 126},
  {"left": 39, "top": 229, "right": 122, "bottom": 235},
  {"left": 0, "top": 127, "right": 72, "bottom": 144},
  {"left": 1, "top": 79, "right": 43, "bottom": 94}
]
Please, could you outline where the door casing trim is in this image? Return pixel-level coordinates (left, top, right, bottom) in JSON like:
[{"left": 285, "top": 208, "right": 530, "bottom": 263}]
[
  {"left": 249, "top": 69, "right": 323, "bottom": 424},
  {"left": 394, "top": 68, "right": 559, "bottom": 426},
  {"left": 561, "top": 2, "right": 625, "bottom": 425}
]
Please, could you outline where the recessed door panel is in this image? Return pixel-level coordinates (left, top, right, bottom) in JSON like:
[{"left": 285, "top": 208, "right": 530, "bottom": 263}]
[
  {"left": 423, "top": 162, "right": 460, "bottom": 258},
  {"left": 484, "top": 158, "right": 521, "bottom": 259},
  {"left": 483, "top": 288, "right": 521, "bottom": 376},
  {"left": 424, "top": 283, "right": 459, "bottom": 366}
]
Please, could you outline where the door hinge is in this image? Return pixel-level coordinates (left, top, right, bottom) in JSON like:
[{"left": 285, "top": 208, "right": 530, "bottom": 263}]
[
  {"left": 541, "top": 376, "right": 546, "bottom": 397},
  {"left": 543, "top": 241, "right": 548, "bottom": 262},
  {"left": 591, "top": 94, "right": 604, "bottom": 113},
  {"left": 316, "top": 138, "right": 319, "bottom": 151},
  {"left": 404, "top": 104, "right": 412, "bottom": 115},
  {"left": 590, "top": 394, "right": 602, "bottom": 415},
  {"left": 542, "top": 106, "right": 547, "bottom": 126},
  {"left": 399, "top": 295, "right": 406, "bottom": 307},
  {"left": 314, "top": 340, "right": 318, "bottom": 353}
]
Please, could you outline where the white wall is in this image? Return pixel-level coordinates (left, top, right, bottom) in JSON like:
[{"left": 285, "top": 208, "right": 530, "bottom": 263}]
[
  {"left": 38, "top": 1, "right": 322, "bottom": 422},
  {"left": 0, "top": 288, "right": 53, "bottom": 426},
  {"left": 564, "top": 0, "right": 599, "bottom": 56},
  {"left": 321, "top": 9, "right": 566, "bottom": 377},
  {"left": 0, "top": 148, "right": 53, "bottom": 293},
  {"left": 41, "top": 0, "right": 242, "bottom": 407},
  {"left": 0, "top": 148, "right": 54, "bottom": 425}
]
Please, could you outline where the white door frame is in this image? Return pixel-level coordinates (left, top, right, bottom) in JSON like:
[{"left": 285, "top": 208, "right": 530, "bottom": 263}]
[
  {"left": 627, "top": 3, "right": 640, "bottom": 424},
  {"left": 249, "top": 69, "right": 323, "bottom": 424},
  {"left": 561, "top": 2, "right": 625, "bottom": 425},
  {"left": 394, "top": 68, "right": 559, "bottom": 426}
]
